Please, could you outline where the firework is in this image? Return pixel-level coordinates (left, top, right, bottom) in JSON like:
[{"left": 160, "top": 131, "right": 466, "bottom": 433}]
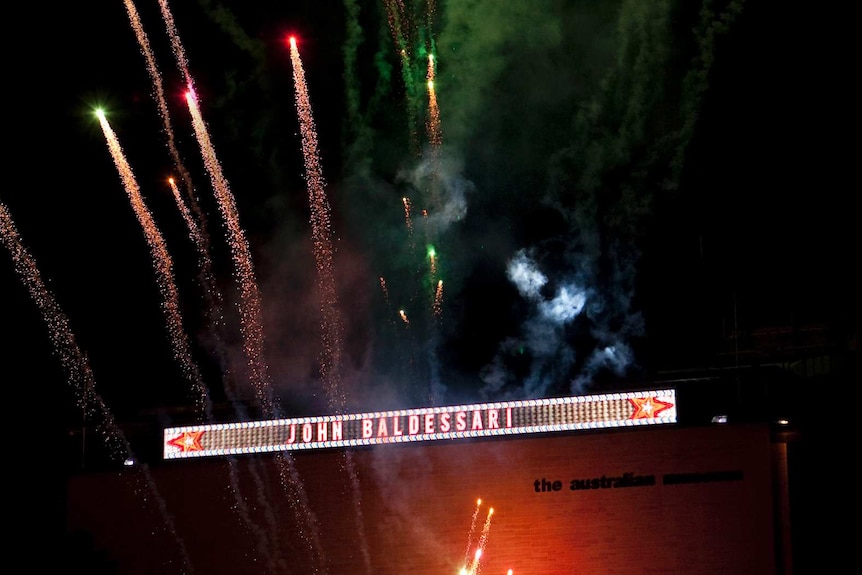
[{"left": 97, "top": 110, "right": 212, "bottom": 420}]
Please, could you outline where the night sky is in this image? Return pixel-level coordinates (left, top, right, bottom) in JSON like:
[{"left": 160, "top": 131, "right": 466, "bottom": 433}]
[{"left": 4, "top": 0, "right": 857, "bottom": 466}]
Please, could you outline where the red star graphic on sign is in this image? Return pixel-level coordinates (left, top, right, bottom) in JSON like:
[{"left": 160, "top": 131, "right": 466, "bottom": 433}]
[
  {"left": 167, "top": 430, "right": 206, "bottom": 452},
  {"left": 628, "top": 396, "right": 674, "bottom": 420}
]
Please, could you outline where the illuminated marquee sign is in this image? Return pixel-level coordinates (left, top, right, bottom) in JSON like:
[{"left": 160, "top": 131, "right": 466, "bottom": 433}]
[{"left": 163, "top": 388, "right": 677, "bottom": 459}]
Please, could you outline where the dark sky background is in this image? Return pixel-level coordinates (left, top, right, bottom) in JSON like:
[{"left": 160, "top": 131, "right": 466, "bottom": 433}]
[{"left": 4, "top": 0, "right": 856, "bottom": 466}]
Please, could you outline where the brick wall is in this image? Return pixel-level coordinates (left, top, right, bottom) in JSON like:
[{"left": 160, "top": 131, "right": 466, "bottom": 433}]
[{"left": 67, "top": 423, "right": 776, "bottom": 575}]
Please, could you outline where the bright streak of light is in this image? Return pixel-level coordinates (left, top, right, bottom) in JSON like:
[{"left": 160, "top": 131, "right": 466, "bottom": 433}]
[
  {"left": 168, "top": 176, "right": 202, "bottom": 244},
  {"left": 2, "top": 203, "right": 191, "bottom": 567},
  {"left": 136, "top": 0, "right": 228, "bottom": 432},
  {"left": 185, "top": 87, "right": 274, "bottom": 416},
  {"left": 383, "top": 0, "right": 410, "bottom": 54},
  {"left": 0, "top": 201, "right": 129, "bottom": 462},
  {"left": 427, "top": 54, "right": 436, "bottom": 81},
  {"left": 289, "top": 33, "right": 345, "bottom": 413},
  {"left": 159, "top": 0, "right": 275, "bottom": 426},
  {"left": 158, "top": 6, "right": 317, "bottom": 571},
  {"left": 402, "top": 196, "right": 415, "bottom": 255},
  {"left": 125, "top": 0, "right": 205, "bottom": 241},
  {"left": 157, "top": 0, "right": 191, "bottom": 84},
  {"left": 383, "top": 0, "right": 420, "bottom": 155},
  {"left": 97, "top": 112, "right": 212, "bottom": 420},
  {"left": 467, "top": 506, "right": 495, "bottom": 574},
  {"left": 399, "top": 309, "right": 409, "bottom": 324},
  {"left": 428, "top": 244, "right": 438, "bottom": 282},
  {"left": 433, "top": 280, "right": 444, "bottom": 318},
  {"left": 290, "top": 36, "right": 370, "bottom": 572},
  {"left": 165, "top": 175, "right": 228, "bottom": 376},
  {"left": 424, "top": 49, "right": 443, "bottom": 215},
  {"left": 426, "top": 54, "right": 442, "bottom": 148},
  {"left": 463, "top": 498, "right": 482, "bottom": 567},
  {"left": 402, "top": 196, "right": 414, "bottom": 235}
]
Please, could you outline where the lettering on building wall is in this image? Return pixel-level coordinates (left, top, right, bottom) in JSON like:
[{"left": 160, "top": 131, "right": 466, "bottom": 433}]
[
  {"left": 662, "top": 470, "right": 744, "bottom": 485},
  {"left": 533, "top": 470, "right": 743, "bottom": 493}
]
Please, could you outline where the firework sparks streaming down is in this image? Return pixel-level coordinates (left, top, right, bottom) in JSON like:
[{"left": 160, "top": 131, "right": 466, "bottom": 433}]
[
  {"left": 403, "top": 196, "right": 415, "bottom": 244},
  {"left": 433, "top": 280, "right": 444, "bottom": 318},
  {"left": 168, "top": 177, "right": 202, "bottom": 248},
  {"left": 421, "top": 59, "right": 445, "bottom": 345},
  {"left": 153, "top": 0, "right": 212, "bottom": 242},
  {"left": 124, "top": 0, "right": 206, "bottom": 239},
  {"left": 463, "top": 498, "right": 482, "bottom": 567},
  {"left": 467, "top": 506, "right": 494, "bottom": 575},
  {"left": 1, "top": 200, "right": 195, "bottom": 572},
  {"left": 290, "top": 35, "right": 372, "bottom": 574},
  {"left": 428, "top": 244, "right": 438, "bottom": 284},
  {"left": 402, "top": 196, "right": 419, "bottom": 286},
  {"left": 168, "top": 174, "right": 236, "bottom": 395},
  {"left": 184, "top": 90, "right": 275, "bottom": 416},
  {"left": 156, "top": 0, "right": 274, "bottom": 417},
  {"left": 426, "top": 56, "right": 442, "bottom": 149},
  {"left": 187, "top": 85, "right": 331, "bottom": 575},
  {"left": 426, "top": 0, "right": 437, "bottom": 26},
  {"left": 424, "top": 53, "right": 444, "bottom": 222},
  {"left": 379, "top": 277, "right": 399, "bottom": 331},
  {"left": 149, "top": 4, "right": 285, "bottom": 565},
  {"left": 383, "top": 0, "right": 420, "bottom": 155},
  {"left": 127, "top": 0, "right": 228, "bottom": 409},
  {"left": 157, "top": 0, "right": 327, "bottom": 563},
  {"left": 172, "top": 174, "right": 277, "bottom": 569},
  {"left": 97, "top": 110, "right": 213, "bottom": 421},
  {"left": 157, "top": 0, "right": 191, "bottom": 85},
  {"left": 288, "top": 35, "right": 347, "bottom": 413},
  {"left": 383, "top": 0, "right": 411, "bottom": 53},
  {"left": 0, "top": 200, "right": 129, "bottom": 462}
]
